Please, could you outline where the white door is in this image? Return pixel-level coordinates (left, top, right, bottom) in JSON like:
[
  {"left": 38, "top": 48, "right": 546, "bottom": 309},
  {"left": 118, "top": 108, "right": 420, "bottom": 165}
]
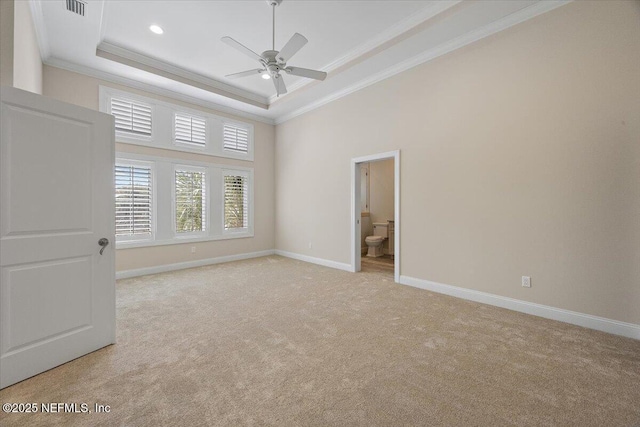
[{"left": 0, "top": 87, "right": 115, "bottom": 388}]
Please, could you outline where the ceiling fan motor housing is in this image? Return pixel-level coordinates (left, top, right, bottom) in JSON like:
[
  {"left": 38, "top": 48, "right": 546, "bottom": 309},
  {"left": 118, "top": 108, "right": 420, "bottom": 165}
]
[{"left": 261, "top": 50, "right": 283, "bottom": 77}]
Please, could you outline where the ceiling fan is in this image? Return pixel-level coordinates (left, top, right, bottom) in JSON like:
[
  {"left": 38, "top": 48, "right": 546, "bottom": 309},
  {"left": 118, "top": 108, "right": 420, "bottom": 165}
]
[{"left": 221, "top": 0, "right": 327, "bottom": 97}]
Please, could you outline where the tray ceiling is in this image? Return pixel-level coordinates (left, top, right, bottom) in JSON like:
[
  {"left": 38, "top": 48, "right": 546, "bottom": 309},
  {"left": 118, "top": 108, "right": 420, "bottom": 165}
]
[{"left": 31, "top": 0, "right": 570, "bottom": 123}]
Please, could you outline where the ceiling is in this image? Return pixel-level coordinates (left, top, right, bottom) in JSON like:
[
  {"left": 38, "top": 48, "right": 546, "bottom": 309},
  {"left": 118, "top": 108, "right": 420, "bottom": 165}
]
[{"left": 31, "top": 0, "right": 570, "bottom": 123}]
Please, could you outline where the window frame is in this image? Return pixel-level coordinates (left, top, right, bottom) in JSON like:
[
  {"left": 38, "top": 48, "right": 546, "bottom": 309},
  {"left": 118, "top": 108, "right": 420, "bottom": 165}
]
[{"left": 114, "top": 158, "right": 157, "bottom": 244}]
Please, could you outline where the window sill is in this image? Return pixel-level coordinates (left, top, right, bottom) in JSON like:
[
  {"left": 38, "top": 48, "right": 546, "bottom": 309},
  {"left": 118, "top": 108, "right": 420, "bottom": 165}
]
[{"left": 115, "top": 231, "right": 254, "bottom": 250}]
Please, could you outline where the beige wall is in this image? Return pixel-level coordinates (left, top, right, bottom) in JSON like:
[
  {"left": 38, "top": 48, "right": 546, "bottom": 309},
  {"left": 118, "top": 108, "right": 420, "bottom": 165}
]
[
  {"left": 13, "top": 0, "right": 42, "bottom": 94},
  {"left": 0, "top": 0, "right": 42, "bottom": 93},
  {"left": 43, "top": 65, "right": 276, "bottom": 273},
  {"left": 1, "top": 0, "right": 14, "bottom": 88},
  {"left": 275, "top": 1, "right": 640, "bottom": 324},
  {"left": 369, "top": 158, "right": 394, "bottom": 225},
  {"left": 369, "top": 158, "right": 394, "bottom": 253}
]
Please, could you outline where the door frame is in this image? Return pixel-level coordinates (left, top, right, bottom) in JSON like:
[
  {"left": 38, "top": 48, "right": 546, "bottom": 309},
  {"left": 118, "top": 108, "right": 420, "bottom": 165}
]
[{"left": 350, "top": 150, "right": 400, "bottom": 282}]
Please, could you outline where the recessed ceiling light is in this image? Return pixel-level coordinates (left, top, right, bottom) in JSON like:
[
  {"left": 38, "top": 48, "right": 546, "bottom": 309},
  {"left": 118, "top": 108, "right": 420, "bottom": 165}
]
[
  {"left": 261, "top": 73, "right": 271, "bottom": 80},
  {"left": 149, "top": 25, "right": 164, "bottom": 35}
]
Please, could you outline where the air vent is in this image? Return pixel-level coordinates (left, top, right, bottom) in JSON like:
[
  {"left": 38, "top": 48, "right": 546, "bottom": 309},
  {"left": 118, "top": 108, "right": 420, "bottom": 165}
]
[{"left": 66, "top": 0, "right": 86, "bottom": 16}]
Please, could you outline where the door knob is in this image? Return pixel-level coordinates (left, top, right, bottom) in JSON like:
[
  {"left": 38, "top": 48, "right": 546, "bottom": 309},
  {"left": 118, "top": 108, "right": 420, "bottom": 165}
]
[{"left": 98, "top": 238, "right": 109, "bottom": 255}]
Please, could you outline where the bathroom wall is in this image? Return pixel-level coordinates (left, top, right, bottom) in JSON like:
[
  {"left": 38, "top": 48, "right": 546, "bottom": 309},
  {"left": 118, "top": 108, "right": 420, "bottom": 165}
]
[
  {"left": 360, "top": 163, "right": 370, "bottom": 213},
  {"left": 369, "top": 158, "right": 394, "bottom": 254},
  {"left": 369, "top": 159, "right": 394, "bottom": 225},
  {"left": 360, "top": 163, "right": 372, "bottom": 254}
]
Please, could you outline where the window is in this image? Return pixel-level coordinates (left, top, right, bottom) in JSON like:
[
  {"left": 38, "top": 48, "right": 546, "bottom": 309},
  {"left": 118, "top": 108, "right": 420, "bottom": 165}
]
[
  {"left": 175, "top": 168, "right": 206, "bottom": 234},
  {"left": 224, "top": 172, "right": 249, "bottom": 231},
  {"left": 174, "top": 113, "right": 206, "bottom": 148},
  {"left": 115, "top": 151, "right": 252, "bottom": 248},
  {"left": 115, "top": 162, "right": 153, "bottom": 241},
  {"left": 101, "top": 87, "right": 254, "bottom": 160},
  {"left": 223, "top": 123, "right": 249, "bottom": 154},
  {"left": 110, "top": 98, "right": 152, "bottom": 137}
]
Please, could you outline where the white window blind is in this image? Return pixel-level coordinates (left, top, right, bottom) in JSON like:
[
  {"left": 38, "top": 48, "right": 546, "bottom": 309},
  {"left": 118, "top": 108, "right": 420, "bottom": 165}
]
[
  {"left": 175, "top": 113, "right": 206, "bottom": 147},
  {"left": 111, "top": 98, "right": 152, "bottom": 136},
  {"left": 224, "top": 175, "right": 248, "bottom": 230},
  {"left": 115, "top": 164, "right": 152, "bottom": 238},
  {"left": 223, "top": 124, "right": 249, "bottom": 153},
  {"left": 175, "top": 170, "right": 206, "bottom": 233}
]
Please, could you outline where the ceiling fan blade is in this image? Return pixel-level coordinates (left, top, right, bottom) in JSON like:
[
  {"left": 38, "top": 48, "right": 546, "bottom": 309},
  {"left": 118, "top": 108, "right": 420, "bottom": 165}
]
[
  {"left": 221, "top": 36, "right": 262, "bottom": 62},
  {"left": 273, "top": 75, "right": 287, "bottom": 96},
  {"left": 225, "top": 69, "right": 265, "bottom": 79},
  {"left": 285, "top": 66, "right": 327, "bottom": 81},
  {"left": 277, "top": 33, "right": 308, "bottom": 63}
]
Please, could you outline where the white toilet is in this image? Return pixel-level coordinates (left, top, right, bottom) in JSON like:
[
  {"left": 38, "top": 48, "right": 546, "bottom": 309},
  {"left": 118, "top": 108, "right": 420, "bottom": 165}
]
[{"left": 365, "top": 222, "right": 388, "bottom": 257}]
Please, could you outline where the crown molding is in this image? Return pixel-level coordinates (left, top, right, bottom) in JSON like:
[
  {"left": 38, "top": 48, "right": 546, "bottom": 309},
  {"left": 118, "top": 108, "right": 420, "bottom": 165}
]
[
  {"left": 28, "top": 0, "right": 50, "bottom": 61},
  {"left": 267, "top": 0, "right": 463, "bottom": 104},
  {"left": 43, "top": 57, "right": 275, "bottom": 125},
  {"left": 274, "top": 0, "right": 572, "bottom": 125},
  {"left": 96, "top": 41, "right": 269, "bottom": 109}
]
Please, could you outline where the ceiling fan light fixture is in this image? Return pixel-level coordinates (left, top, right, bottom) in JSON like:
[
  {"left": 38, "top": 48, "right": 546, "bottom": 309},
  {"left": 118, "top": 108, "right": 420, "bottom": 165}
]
[
  {"left": 149, "top": 25, "right": 164, "bottom": 35},
  {"left": 261, "top": 73, "right": 271, "bottom": 80}
]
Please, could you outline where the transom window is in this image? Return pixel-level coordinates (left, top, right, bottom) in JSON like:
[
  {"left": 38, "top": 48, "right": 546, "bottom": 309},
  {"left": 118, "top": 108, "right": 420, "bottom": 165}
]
[
  {"left": 110, "top": 98, "right": 152, "bottom": 137},
  {"left": 174, "top": 113, "right": 206, "bottom": 147},
  {"left": 223, "top": 124, "right": 249, "bottom": 153},
  {"left": 101, "top": 87, "right": 254, "bottom": 160}
]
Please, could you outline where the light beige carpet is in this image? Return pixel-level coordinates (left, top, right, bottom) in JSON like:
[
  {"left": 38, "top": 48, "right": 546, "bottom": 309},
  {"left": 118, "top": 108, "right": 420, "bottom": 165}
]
[{"left": 1, "top": 255, "right": 639, "bottom": 426}]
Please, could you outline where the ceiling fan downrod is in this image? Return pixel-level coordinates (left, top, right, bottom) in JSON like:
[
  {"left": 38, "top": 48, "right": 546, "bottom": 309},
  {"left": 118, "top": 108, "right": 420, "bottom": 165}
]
[{"left": 268, "top": 0, "right": 282, "bottom": 51}]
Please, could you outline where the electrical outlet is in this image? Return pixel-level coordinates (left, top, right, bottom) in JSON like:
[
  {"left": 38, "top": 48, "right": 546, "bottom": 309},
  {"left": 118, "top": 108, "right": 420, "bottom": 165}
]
[
  {"left": 308, "top": 242, "right": 313, "bottom": 249},
  {"left": 190, "top": 246, "right": 196, "bottom": 254},
  {"left": 522, "top": 276, "right": 531, "bottom": 288}
]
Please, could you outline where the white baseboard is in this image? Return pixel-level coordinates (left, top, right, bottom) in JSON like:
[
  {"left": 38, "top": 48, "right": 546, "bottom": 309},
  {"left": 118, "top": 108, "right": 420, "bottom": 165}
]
[
  {"left": 116, "top": 250, "right": 639, "bottom": 340},
  {"left": 116, "top": 250, "right": 275, "bottom": 279},
  {"left": 275, "top": 250, "right": 353, "bottom": 272},
  {"left": 399, "top": 275, "right": 640, "bottom": 340}
]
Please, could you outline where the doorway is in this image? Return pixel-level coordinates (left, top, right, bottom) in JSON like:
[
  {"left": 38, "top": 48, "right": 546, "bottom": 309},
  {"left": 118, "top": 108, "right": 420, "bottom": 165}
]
[{"left": 351, "top": 150, "right": 400, "bottom": 282}]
